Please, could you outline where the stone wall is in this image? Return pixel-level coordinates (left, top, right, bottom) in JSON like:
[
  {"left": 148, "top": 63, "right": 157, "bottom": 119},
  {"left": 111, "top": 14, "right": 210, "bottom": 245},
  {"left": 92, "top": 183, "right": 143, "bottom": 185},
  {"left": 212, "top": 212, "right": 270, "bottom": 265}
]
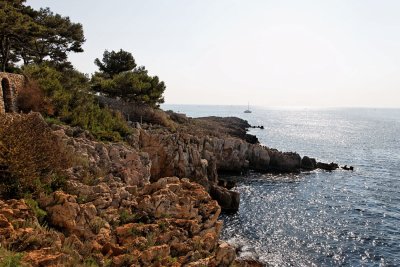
[{"left": 0, "top": 72, "right": 25, "bottom": 114}]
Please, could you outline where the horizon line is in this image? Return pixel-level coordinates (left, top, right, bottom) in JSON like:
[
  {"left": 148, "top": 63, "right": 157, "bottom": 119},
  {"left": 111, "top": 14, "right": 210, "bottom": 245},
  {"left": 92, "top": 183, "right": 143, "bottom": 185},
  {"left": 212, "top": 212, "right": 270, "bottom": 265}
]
[{"left": 161, "top": 103, "right": 400, "bottom": 109}]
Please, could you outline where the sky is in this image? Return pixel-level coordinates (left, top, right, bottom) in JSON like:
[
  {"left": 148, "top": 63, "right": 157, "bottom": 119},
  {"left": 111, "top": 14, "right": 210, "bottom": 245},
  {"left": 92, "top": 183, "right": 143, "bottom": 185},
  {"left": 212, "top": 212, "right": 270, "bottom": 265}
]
[{"left": 27, "top": 0, "right": 400, "bottom": 108}]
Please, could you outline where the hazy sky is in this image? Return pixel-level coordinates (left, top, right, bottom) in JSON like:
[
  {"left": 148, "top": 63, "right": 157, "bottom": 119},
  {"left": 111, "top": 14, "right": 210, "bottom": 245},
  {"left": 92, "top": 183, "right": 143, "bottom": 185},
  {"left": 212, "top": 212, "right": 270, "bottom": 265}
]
[{"left": 27, "top": 0, "right": 400, "bottom": 107}]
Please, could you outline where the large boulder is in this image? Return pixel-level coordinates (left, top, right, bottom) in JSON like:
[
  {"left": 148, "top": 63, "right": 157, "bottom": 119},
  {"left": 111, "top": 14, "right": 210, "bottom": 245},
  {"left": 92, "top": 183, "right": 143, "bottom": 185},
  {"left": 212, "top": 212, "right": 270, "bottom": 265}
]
[
  {"left": 210, "top": 185, "right": 240, "bottom": 213},
  {"left": 268, "top": 150, "right": 302, "bottom": 172},
  {"left": 301, "top": 156, "right": 317, "bottom": 170}
]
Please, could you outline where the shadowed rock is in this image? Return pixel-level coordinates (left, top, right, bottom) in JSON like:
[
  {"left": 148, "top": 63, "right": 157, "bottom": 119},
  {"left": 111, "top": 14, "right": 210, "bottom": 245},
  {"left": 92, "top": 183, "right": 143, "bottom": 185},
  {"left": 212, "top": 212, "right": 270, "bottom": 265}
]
[
  {"left": 301, "top": 156, "right": 317, "bottom": 170},
  {"left": 210, "top": 185, "right": 240, "bottom": 213},
  {"left": 317, "top": 162, "right": 339, "bottom": 171}
]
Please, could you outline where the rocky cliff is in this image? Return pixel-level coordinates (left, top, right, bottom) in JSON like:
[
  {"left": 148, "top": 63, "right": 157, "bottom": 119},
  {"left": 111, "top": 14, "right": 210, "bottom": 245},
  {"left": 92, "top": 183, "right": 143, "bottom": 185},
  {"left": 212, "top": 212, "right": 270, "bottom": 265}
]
[
  {"left": 136, "top": 115, "right": 323, "bottom": 182},
  {"left": 0, "top": 114, "right": 258, "bottom": 266}
]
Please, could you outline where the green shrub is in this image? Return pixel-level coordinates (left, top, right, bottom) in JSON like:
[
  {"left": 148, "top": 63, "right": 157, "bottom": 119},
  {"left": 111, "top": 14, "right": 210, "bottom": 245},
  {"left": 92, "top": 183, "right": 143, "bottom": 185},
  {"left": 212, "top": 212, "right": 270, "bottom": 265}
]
[
  {"left": 0, "top": 248, "right": 24, "bottom": 267},
  {"left": 89, "top": 217, "right": 106, "bottom": 235},
  {"left": 44, "top": 117, "right": 64, "bottom": 126},
  {"left": 25, "top": 198, "right": 47, "bottom": 224},
  {"left": 158, "top": 221, "right": 168, "bottom": 232},
  {"left": 119, "top": 209, "right": 137, "bottom": 225},
  {"left": 82, "top": 257, "right": 99, "bottom": 267},
  {"left": 21, "top": 64, "right": 131, "bottom": 142}
]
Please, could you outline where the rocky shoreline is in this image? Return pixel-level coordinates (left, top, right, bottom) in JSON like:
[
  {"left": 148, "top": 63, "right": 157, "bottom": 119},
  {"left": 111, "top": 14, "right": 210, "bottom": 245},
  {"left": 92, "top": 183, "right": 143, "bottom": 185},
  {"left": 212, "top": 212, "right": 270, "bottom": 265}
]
[{"left": 0, "top": 111, "right": 343, "bottom": 266}]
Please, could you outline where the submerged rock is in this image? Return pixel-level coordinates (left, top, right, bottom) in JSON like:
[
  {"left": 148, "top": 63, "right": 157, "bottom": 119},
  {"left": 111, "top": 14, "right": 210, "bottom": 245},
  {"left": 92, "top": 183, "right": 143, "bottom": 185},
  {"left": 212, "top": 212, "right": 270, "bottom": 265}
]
[
  {"left": 342, "top": 165, "right": 354, "bottom": 171},
  {"left": 316, "top": 162, "right": 339, "bottom": 171}
]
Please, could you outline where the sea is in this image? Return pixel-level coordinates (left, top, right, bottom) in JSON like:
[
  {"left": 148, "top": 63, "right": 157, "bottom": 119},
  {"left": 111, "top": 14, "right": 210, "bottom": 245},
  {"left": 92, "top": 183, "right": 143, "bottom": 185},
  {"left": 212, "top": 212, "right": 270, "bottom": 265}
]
[{"left": 162, "top": 105, "right": 400, "bottom": 267}]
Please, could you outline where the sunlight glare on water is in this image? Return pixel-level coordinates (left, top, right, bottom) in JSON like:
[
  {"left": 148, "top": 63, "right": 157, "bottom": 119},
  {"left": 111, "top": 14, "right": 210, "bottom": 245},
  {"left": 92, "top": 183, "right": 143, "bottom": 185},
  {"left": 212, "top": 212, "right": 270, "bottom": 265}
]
[{"left": 162, "top": 105, "right": 400, "bottom": 266}]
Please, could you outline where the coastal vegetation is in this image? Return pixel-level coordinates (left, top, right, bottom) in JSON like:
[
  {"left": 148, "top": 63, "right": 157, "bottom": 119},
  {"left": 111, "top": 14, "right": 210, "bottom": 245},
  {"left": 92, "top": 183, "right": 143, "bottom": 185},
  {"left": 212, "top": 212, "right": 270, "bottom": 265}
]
[
  {"left": 21, "top": 64, "right": 132, "bottom": 141},
  {"left": 0, "top": 113, "right": 71, "bottom": 199},
  {"left": 1, "top": 1, "right": 165, "bottom": 141},
  {"left": 92, "top": 49, "right": 166, "bottom": 108}
]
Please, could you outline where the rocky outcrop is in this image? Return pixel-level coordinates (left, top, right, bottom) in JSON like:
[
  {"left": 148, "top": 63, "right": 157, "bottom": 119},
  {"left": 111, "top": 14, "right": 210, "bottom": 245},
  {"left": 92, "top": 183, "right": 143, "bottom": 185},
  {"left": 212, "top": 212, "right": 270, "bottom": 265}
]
[
  {"left": 137, "top": 127, "right": 335, "bottom": 212},
  {"left": 0, "top": 118, "right": 242, "bottom": 266},
  {"left": 191, "top": 116, "right": 258, "bottom": 144},
  {"left": 0, "top": 177, "right": 238, "bottom": 266},
  {"left": 0, "top": 199, "right": 69, "bottom": 266},
  {"left": 210, "top": 185, "right": 240, "bottom": 213},
  {"left": 138, "top": 129, "right": 310, "bottom": 182},
  {"left": 268, "top": 150, "right": 302, "bottom": 172},
  {"left": 342, "top": 165, "right": 354, "bottom": 171},
  {"left": 138, "top": 129, "right": 212, "bottom": 187},
  {"left": 316, "top": 162, "right": 339, "bottom": 171},
  {"left": 301, "top": 156, "right": 317, "bottom": 170},
  {"left": 52, "top": 124, "right": 152, "bottom": 188}
]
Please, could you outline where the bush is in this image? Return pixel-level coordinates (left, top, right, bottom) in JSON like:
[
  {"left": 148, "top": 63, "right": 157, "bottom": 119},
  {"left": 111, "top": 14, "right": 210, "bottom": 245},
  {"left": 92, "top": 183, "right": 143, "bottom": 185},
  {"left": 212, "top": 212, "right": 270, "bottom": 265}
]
[
  {"left": 25, "top": 198, "right": 47, "bottom": 224},
  {"left": 119, "top": 209, "right": 137, "bottom": 225},
  {"left": 21, "top": 64, "right": 68, "bottom": 117},
  {"left": 21, "top": 64, "right": 131, "bottom": 142},
  {"left": 0, "top": 247, "right": 24, "bottom": 267},
  {"left": 0, "top": 113, "right": 72, "bottom": 198},
  {"left": 98, "top": 96, "right": 176, "bottom": 129},
  {"left": 17, "top": 80, "right": 54, "bottom": 115}
]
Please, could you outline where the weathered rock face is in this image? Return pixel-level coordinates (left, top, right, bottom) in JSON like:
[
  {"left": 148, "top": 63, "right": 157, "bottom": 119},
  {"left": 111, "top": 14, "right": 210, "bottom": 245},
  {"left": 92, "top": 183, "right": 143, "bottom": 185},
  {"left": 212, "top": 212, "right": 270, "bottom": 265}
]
[
  {"left": 0, "top": 118, "right": 240, "bottom": 266},
  {"left": 52, "top": 124, "right": 152, "bottom": 188},
  {"left": 268, "top": 150, "right": 302, "bottom": 172},
  {"left": 137, "top": 128, "right": 304, "bottom": 212},
  {"left": 210, "top": 185, "right": 240, "bottom": 213},
  {"left": 39, "top": 178, "right": 231, "bottom": 266},
  {"left": 1, "top": 178, "right": 236, "bottom": 266},
  {"left": 138, "top": 129, "right": 302, "bottom": 183},
  {"left": 139, "top": 130, "right": 211, "bottom": 187}
]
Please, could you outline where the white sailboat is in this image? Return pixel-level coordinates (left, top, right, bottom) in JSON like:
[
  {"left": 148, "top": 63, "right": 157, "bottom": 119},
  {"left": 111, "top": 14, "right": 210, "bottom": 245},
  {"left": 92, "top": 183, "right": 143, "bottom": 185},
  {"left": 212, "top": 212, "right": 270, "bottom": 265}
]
[{"left": 244, "top": 103, "right": 252, "bottom": 113}]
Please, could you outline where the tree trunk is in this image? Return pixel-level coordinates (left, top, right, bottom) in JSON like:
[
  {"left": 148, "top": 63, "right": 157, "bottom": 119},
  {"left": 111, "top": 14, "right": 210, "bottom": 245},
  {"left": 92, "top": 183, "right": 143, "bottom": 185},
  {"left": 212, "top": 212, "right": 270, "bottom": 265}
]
[
  {"left": 0, "top": 36, "right": 10, "bottom": 72},
  {"left": 1, "top": 37, "right": 6, "bottom": 72}
]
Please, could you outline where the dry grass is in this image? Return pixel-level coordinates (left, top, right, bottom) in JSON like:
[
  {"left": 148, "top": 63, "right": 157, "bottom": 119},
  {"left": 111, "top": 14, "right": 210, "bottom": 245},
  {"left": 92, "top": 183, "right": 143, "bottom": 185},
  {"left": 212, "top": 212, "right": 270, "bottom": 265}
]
[
  {"left": 17, "top": 80, "right": 54, "bottom": 115},
  {"left": 0, "top": 113, "right": 72, "bottom": 198}
]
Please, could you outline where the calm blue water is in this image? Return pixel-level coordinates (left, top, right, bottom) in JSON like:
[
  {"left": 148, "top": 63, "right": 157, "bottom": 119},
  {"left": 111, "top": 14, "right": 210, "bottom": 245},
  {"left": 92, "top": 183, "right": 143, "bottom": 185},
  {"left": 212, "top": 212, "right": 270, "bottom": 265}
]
[{"left": 163, "top": 105, "right": 400, "bottom": 266}]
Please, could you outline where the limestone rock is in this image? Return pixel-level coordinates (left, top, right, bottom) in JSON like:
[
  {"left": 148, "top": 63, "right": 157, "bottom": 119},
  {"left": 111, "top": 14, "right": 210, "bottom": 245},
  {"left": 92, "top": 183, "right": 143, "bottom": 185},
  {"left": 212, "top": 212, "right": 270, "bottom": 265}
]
[
  {"left": 1, "top": 177, "right": 231, "bottom": 266},
  {"left": 210, "top": 185, "right": 240, "bottom": 213},
  {"left": 139, "top": 128, "right": 306, "bottom": 186},
  {"left": 23, "top": 249, "right": 70, "bottom": 267},
  {"left": 268, "top": 150, "right": 302, "bottom": 172}
]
